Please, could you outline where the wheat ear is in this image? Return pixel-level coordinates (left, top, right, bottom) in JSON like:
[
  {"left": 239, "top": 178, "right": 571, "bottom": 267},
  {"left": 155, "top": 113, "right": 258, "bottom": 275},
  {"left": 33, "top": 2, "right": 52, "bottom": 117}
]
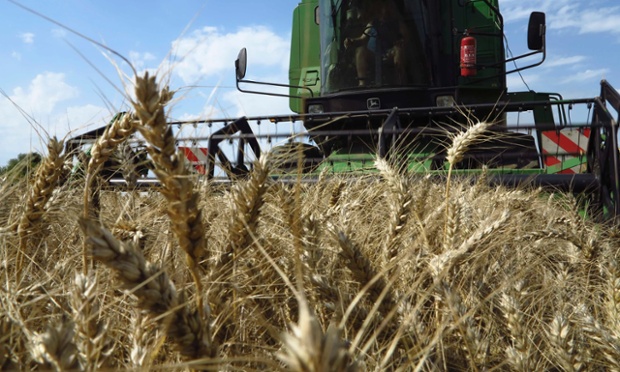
[
  {"left": 278, "top": 297, "right": 358, "bottom": 372},
  {"left": 32, "top": 321, "right": 81, "bottom": 372},
  {"left": 333, "top": 229, "right": 395, "bottom": 316},
  {"left": 70, "top": 273, "right": 113, "bottom": 371},
  {"left": 546, "top": 312, "right": 583, "bottom": 371},
  {"left": 78, "top": 217, "right": 217, "bottom": 361},
  {"left": 16, "top": 137, "right": 66, "bottom": 276},
  {"left": 214, "top": 155, "right": 270, "bottom": 277},
  {"left": 444, "top": 119, "right": 492, "bottom": 247},
  {"left": 375, "top": 158, "right": 411, "bottom": 264},
  {"left": 500, "top": 280, "right": 542, "bottom": 371},
  {"left": 131, "top": 71, "right": 208, "bottom": 317},
  {"left": 86, "top": 112, "right": 135, "bottom": 174}
]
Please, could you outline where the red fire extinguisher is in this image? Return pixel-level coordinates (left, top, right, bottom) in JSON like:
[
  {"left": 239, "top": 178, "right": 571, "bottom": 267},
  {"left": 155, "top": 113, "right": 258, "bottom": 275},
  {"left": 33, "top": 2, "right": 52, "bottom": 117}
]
[{"left": 460, "top": 35, "right": 477, "bottom": 77}]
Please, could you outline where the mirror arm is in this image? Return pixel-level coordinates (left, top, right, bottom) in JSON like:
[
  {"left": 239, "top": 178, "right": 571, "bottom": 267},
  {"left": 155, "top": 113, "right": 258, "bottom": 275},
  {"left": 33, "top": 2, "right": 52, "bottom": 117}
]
[
  {"left": 236, "top": 78, "right": 314, "bottom": 99},
  {"left": 504, "top": 50, "right": 540, "bottom": 64},
  {"left": 505, "top": 42, "right": 546, "bottom": 75}
]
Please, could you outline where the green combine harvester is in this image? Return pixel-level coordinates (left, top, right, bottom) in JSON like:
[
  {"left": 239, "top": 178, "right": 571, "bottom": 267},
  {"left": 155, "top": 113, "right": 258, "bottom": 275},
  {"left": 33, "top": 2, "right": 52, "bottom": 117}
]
[{"left": 67, "top": 0, "right": 620, "bottom": 222}]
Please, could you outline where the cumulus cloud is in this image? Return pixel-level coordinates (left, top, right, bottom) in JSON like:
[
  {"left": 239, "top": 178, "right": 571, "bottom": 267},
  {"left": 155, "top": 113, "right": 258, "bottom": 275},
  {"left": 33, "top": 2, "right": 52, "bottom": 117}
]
[
  {"left": 0, "top": 72, "right": 99, "bottom": 163},
  {"left": 19, "top": 32, "right": 35, "bottom": 44},
  {"left": 171, "top": 26, "right": 290, "bottom": 84},
  {"left": 9, "top": 72, "right": 79, "bottom": 114}
]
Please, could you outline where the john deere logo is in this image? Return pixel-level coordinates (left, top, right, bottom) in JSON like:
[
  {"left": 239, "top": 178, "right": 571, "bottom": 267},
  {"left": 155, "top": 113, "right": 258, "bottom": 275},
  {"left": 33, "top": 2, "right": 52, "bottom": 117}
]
[{"left": 367, "top": 98, "right": 380, "bottom": 110}]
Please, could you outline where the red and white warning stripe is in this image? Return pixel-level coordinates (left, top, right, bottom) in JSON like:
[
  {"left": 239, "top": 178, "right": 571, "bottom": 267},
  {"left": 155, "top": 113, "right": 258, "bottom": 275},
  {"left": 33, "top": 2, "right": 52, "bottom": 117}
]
[
  {"left": 178, "top": 146, "right": 208, "bottom": 174},
  {"left": 540, "top": 128, "right": 590, "bottom": 174}
]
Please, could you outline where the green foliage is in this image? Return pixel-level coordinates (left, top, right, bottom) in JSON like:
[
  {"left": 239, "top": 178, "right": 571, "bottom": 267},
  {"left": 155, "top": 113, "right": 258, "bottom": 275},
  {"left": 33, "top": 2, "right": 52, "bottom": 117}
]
[{"left": 0, "top": 152, "right": 42, "bottom": 179}]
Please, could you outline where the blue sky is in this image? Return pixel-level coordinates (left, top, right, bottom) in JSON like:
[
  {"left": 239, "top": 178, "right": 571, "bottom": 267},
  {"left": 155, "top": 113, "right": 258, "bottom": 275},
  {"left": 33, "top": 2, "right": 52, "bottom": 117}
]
[{"left": 1, "top": 0, "right": 619, "bottom": 165}]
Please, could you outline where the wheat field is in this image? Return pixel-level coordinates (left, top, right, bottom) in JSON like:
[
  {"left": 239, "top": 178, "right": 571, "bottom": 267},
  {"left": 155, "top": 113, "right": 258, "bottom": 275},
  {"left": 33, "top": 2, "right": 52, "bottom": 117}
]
[{"left": 2, "top": 71, "right": 620, "bottom": 371}]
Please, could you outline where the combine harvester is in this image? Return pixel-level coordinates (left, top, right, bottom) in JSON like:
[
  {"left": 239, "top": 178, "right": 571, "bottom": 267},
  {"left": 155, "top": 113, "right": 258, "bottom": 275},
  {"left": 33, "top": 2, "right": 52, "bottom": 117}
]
[{"left": 67, "top": 0, "right": 620, "bottom": 222}]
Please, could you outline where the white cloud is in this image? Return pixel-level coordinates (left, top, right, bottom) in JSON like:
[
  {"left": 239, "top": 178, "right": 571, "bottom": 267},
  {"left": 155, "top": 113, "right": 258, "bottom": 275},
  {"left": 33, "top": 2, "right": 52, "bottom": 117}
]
[
  {"left": 129, "top": 51, "right": 157, "bottom": 71},
  {"left": 506, "top": 73, "right": 540, "bottom": 91},
  {"left": 170, "top": 26, "right": 290, "bottom": 84},
  {"left": 10, "top": 72, "right": 79, "bottom": 114},
  {"left": 502, "top": 2, "right": 620, "bottom": 36},
  {"left": 221, "top": 89, "right": 291, "bottom": 118},
  {"left": 11, "top": 51, "right": 21, "bottom": 60},
  {"left": 561, "top": 68, "right": 610, "bottom": 84},
  {"left": 543, "top": 55, "right": 586, "bottom": 68},
  {"left": 0, "top": 73, "right": 82, "bottom": 163},
  {"left": 62, "top": 104, "right": 111, "bottom": 137},
  {"left": 19, "top": 32, "right": 35, "bottom": 44},
  {"left": 52, "top": 28, "right": 67, "bottom": 38}
]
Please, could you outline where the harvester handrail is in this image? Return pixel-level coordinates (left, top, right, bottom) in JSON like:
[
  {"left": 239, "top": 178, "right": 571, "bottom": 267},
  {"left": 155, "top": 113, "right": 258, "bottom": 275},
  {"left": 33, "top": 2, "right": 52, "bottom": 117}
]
[
  {"left": 163, "top": 97, "right": 599, "bottom": 130},
  {"left": 601, "top": 80, "right": 620, "bottom": 114}
]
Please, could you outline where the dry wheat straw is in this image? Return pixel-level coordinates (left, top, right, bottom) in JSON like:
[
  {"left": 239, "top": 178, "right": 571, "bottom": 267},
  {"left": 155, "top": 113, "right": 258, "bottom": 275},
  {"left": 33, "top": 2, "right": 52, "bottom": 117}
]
[{"left": 7, "top": 108, "right": 620, "bottom": 370}]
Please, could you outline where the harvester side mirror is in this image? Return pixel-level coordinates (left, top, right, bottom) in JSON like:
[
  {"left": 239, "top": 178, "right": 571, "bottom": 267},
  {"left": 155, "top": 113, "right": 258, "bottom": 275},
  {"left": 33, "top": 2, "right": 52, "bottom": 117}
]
[
  {"left": 504, "top": 11, "right": 546, "bottom": 75},
  {"left": 527, "top": 12, "right": 546, "bottom": 51},
  {"left": 235, "top": 48, "right": 247, "bottom": 80},
  {"left": 234, "top": 47, "right": 313, "bottom": 99}
]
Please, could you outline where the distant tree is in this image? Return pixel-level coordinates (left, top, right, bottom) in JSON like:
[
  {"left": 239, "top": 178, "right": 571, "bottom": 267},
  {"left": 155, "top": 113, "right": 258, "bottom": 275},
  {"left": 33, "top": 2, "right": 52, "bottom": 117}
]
[{"left": 0, "top": 152, "right": 42, "bottom": 179}]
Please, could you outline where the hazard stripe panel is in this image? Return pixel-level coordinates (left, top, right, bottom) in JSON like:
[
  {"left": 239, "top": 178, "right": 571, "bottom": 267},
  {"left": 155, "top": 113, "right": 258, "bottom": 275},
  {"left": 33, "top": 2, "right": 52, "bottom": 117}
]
[
  {"left": 540, "top": 129, "right": 589, "bottom": 174},
  {"left": 178, "top": 146, "right": 208, "bottom": 174}
]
